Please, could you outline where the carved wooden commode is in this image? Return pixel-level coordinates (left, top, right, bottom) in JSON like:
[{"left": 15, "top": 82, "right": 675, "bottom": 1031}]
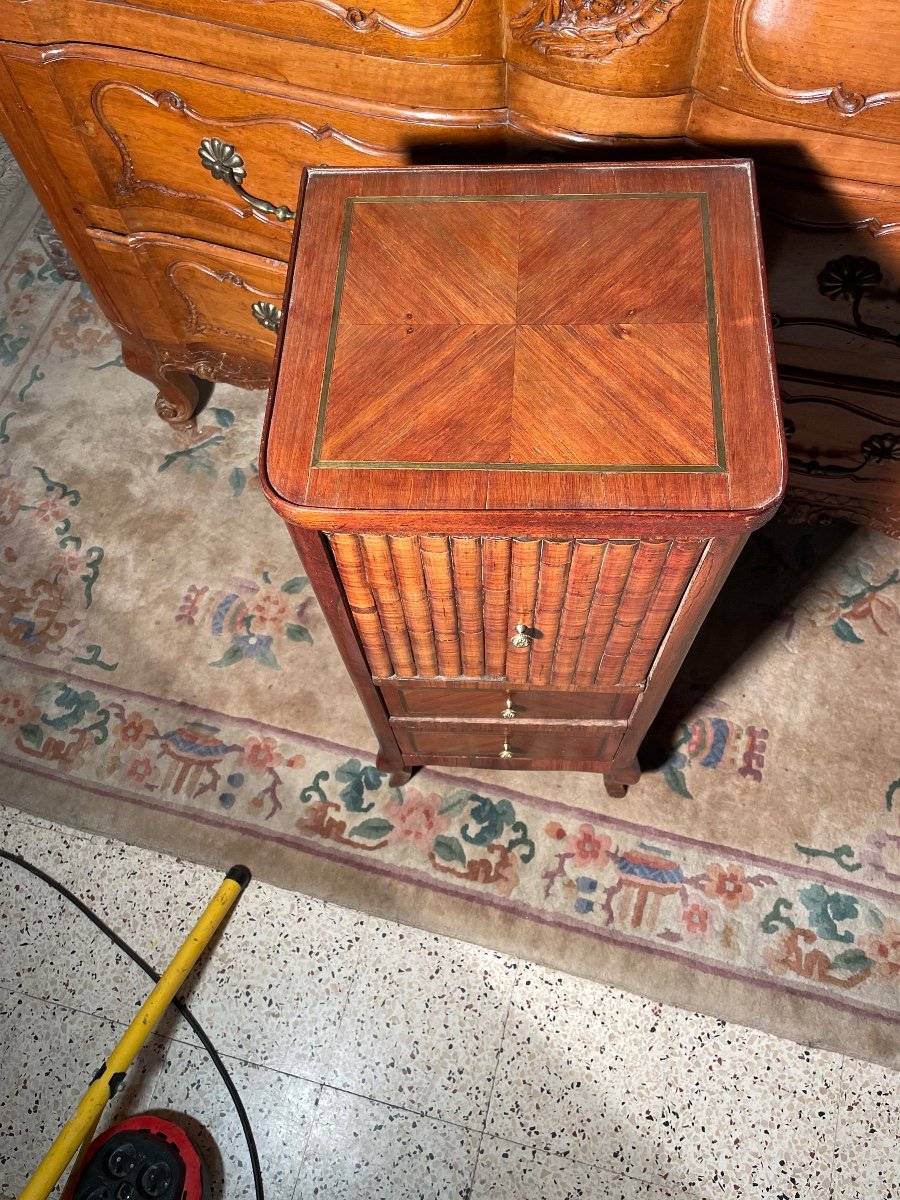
[{"left": 261, "top": 161, "right": 786, "bottom": 795}]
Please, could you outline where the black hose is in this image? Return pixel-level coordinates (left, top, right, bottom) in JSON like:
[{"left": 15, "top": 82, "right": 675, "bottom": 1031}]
[{"left": 0, "top": 848, "right": 264, "bottom": 1200}]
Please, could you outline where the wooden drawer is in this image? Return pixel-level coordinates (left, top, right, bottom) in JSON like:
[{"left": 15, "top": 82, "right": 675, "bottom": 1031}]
[
  {"left": 380, "top": 681, "right": 638, "bottom": 721},
  {"left": 2, "top": 47, "right": 498, "bottom": 259},
  {"left": 88, "top": 228, "right": 286, "bottom": 363},
  {"left": 392, "top": 719, "right": 626, "bottom": 764},
  {"left": 84, "top": 0, "right": 500, "bottom": 60}
]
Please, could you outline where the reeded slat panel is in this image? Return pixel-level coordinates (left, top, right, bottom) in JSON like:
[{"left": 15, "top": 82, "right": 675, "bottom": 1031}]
[
  {"left": 328, "top": 534, "right": 394, "bottom": 678},
  {"left": 595, "top": 540, "right": 671, "bottom": 687},
  {"left": 328, "top": 533, "right": 707, "bottom": 684},
  {"left": 529, "top": 539, "right": 574, "bottom": 687},
  {"left": 574, "top": 541, "right": 639, "bottom": 686},
  {"left": 358, "top": 534, "right": 416, "bottom": 677},
  {"left": 506, "top": 538, "right": 542, "bottom": 684},
  {"left": 389, "top": 535, "right": 438, "bottom": 676},
  {"left": 451, "top": 536, "right": 485, "bottom": 677},
  {"left": 618, "top": 539, "right": 706, "bottom": 685},
  {"left": 420, "top": 535, "right": 462, "bottom": 677},
  {"left": 482, "top": 537, "right": 511, "bottom": 677}
]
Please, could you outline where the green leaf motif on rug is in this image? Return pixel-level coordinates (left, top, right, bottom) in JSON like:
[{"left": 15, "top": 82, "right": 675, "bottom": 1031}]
[
  {"left": 830, "top": 947, "right": 874, "bottom": 974},
  {"left": 299, "top": 770, "right": 330, "bottom": 805},
  {"left": 347, "top": 817, "right": 393, "bottom": 841},
  {"left": 760, "top": 898, "right": 795, "bottom": 933},
  {"left": 832, "top": 617, "right": 864, "bottom": 644},
  {"left": 19, "top": 722, "right": 43, "bottom": 748},
  {"left": 460, "top": 794, "right": 536, "bottom": 863},
  {"left": 336, "top": 758, "right": 384, "bottom": 813},
  {"left": 794, "top": 842, "right": 861, "bottom": 872},
  {"left": 0, "top": 317, "right": 28, "bottom": 366},
  {"left": 433, "top": 835, "right": 467, "bottom": 867},
  {"left": 663, "top": 764, "right": 693, "bottom": 799},
  {"left": 798, "top": 884, "right": 859, "bottom": 943},
  {"left": 281, "top": 577, "right": 309, "bottom": 594}
]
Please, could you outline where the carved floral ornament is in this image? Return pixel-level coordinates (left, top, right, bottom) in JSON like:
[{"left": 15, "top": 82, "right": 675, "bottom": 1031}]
[{"left": 510, "top": 0, "right": 686, "bottom": 60}]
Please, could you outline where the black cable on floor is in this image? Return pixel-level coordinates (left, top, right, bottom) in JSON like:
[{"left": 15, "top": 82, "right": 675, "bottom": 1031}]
[{"left": 0, "top": 847, "right": 264, "bottom": 1200}]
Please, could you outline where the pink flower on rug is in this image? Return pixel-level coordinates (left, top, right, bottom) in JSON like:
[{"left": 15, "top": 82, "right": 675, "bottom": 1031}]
[
  {"left": 858, "top": 921, "right": 900, "bottom": 979},
  {"left": 125, "top": 755, "right": 154, "bottom": 784},
  {"left": 567, "top": 824, "right": 611, "bottom": 868},
  {"left": 240, "top": 735, "right": 282, "bottom": 772},
  {"left": 704, "top": 863, "right": 754, "bottom": 910},
  {"left": 682, "top": 902, "right": 709, "bottom": 936},
  {"left": 52, "top": 548, "right": 88, "bottom": 580},
  {"left": 250, "top": 591, "right": 290, "bottom": 630},
  {"left": 385, "top": 788, "right": 450, "bottom": 847},
  {"left": 32, "top": 496, "right": 71, "bottom": 526},
  {"left": 117, "top": 713, "right": 155, "bottom": 749},
  {"left": 0, "top": 688, "right": 39, "bottom": 728}
]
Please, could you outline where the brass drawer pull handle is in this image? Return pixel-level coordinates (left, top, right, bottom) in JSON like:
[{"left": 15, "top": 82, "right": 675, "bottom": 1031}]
[
  {"left": 251, "top": 301, "right": 281, "bottom": 333},
  {"left": 198, "top": 138, "right": 297, "bottom": 223},
  {"left": 501, "top": 697, "right": 517, "bottom": 719},
  {"left": 499, "top": 738, "right": 514, "bottom": 760},
  {"left": 510, "top": 623, "right": 532, "bottom": 649}
]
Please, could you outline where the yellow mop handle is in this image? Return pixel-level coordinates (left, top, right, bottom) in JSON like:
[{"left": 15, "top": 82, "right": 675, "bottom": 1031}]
[{"left": 19, "top": 864, "right": 252, "bottom": 1200}]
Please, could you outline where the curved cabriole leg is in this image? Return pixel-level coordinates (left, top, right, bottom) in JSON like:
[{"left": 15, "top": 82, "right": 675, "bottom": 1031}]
[
  {"left": 603, "top": 758, "right": 641, "bottom": 800},
  {"left": 121, "top": 341, "right": 201, "bottom": 431},
  {"left": 154, "top": 370, "right": 201, "bottom": 430}
]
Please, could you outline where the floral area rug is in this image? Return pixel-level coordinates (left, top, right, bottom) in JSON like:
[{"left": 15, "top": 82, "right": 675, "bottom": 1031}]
[{"left": 1, "top": 149, "right": 899, "bottom": 1067}]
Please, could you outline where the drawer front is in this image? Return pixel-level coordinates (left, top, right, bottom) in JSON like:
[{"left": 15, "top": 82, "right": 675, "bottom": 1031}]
[
  {"left": 329, "top": 533, "right": 706, "bottom": 688},
  {"left": 380, "top": 681, "right": 637, "bottom": 721},
  {"left": 82, "top": 0, "right": 501, "bottom": 60},
  {"left": 89, "top": 227, "right": 285, "bottom": 370},
  {"left": 4, "top": 49, "right": 496, "bottom": 260},
  {"left": 392, "top": 720, "right": 625, "bottom": 763}
]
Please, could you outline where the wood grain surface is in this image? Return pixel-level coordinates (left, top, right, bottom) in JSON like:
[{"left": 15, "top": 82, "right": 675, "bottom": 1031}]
[{"left": 263, "top": 162, "right": 784, "bottom": 523}]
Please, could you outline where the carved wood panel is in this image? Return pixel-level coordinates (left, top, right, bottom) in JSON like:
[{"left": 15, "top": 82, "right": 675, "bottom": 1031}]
[{"left": 734, "top": 0, "right": 900, "bottom": 118}]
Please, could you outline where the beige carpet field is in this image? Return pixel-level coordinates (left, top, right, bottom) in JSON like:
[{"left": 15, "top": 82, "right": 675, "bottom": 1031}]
[{"left": 1, "top": 140, "right": 899, "bottom": 1067}]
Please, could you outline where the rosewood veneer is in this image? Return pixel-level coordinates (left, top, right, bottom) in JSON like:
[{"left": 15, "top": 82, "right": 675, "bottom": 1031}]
[{"left": 261, "top": 161, "right": 786, "bottom": 797}]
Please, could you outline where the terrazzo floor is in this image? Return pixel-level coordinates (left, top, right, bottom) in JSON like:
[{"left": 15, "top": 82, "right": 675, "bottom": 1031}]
[{"left": 0, "top": 803, "right": 897, "bottom": 1200}]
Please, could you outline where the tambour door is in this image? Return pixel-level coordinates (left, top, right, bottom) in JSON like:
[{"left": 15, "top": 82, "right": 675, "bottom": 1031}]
[{"left": 327, "top": 533, "right": 708, "bottom": 689}]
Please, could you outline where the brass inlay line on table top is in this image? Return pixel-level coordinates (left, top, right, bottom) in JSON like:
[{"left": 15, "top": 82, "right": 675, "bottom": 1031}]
[{"left": 312, "top": 192, "right": 726, "bottom": 474}]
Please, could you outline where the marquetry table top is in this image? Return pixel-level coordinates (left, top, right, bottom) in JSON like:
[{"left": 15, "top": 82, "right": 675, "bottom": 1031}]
[{"left": 264, "top": 162, "right": 785, "bottom": 521}]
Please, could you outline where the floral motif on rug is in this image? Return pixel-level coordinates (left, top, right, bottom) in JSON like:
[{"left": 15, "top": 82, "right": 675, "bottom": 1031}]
[
  {"left": 2, "top": 664, "right": 899, "bottom": 1024},
  {"left": 175, "top": 568, "right": 315, "bottom": 668}
]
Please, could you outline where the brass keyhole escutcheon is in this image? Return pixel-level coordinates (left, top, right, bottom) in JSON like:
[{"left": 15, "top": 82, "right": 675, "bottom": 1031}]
[
  {"left": 510, "top": 623, "right": 532, "bottom": 649},
  {"left": 501, "top": 696, "right": 517, "bottom": 719},
  {"left": 499, "top": 738, "right": 514, "bottom": 760}
]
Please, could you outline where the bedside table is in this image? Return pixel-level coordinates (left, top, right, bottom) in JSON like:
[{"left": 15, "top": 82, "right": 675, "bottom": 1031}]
[{"left": 260, "top": 162, "right": 785, "bottom": 798}]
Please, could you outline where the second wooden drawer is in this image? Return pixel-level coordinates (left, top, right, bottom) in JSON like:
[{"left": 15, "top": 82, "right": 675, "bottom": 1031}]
[{"left": 391, "top": 719, "right": 626, "bottom": 763}]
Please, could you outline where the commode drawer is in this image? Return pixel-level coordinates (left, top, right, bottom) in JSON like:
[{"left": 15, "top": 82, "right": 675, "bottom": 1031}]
[
  {"left": 380, "top": 681, "right": 638, "bottom": 721},
  {"left": 391, "top": 719, "right": 626, "bottom": 764}
]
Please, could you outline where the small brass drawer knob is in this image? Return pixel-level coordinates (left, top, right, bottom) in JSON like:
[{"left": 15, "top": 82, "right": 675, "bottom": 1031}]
[
  {"left": 501, "top": 697, "right": 517, "bottom": 719},
  {"left": 499, "top": 739, "right": 514, "bottom": 760},
  {"left": 510, "top": 623, "right": 532, "bottom": 649}
]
